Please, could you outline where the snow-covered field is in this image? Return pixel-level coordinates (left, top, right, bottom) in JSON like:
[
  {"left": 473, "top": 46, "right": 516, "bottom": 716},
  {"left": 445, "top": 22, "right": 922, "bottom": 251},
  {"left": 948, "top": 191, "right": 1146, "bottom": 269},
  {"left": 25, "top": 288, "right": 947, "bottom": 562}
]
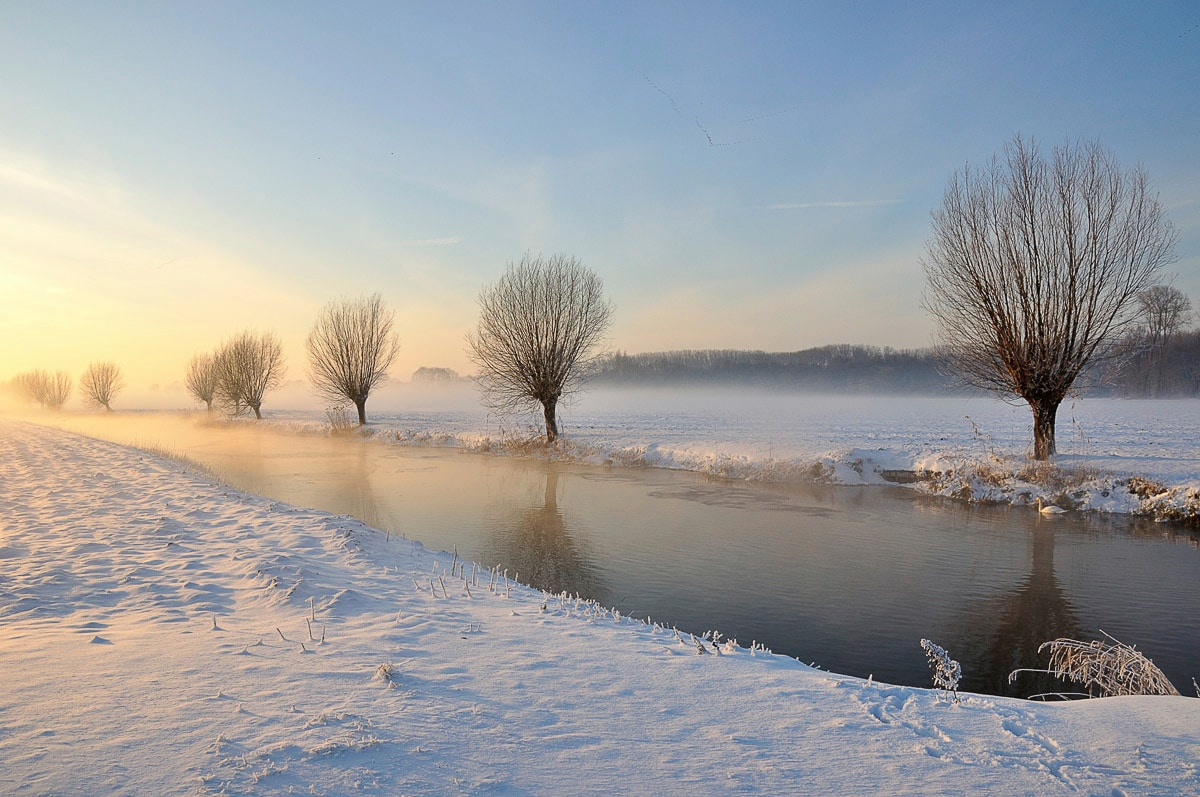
[
  {"left": 3, "top": 418, "right": 1200, "bottom": 795},
  {"left": 265, "top": 388, "right": 1200, "bottom": 521}
]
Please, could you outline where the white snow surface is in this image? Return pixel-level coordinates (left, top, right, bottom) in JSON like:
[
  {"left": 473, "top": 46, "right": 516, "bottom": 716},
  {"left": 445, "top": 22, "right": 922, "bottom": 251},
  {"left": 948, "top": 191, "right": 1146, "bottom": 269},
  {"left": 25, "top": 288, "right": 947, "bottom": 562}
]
[{"left": 3, "top": 418, "right": 1199, "bottom": 795}]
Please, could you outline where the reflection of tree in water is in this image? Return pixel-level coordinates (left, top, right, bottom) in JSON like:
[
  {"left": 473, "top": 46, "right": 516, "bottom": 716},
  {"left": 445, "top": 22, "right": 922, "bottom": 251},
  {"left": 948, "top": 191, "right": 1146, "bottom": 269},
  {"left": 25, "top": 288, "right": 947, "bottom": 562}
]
[
  {"left": 481, "top": 467, "right": 607, "bottom": 603},
  {"left": 331, "top": 442, "right": 383, "bottom": 530},
  {"left": 954, "top": 522, "right": 1083, "bottom": 697}
]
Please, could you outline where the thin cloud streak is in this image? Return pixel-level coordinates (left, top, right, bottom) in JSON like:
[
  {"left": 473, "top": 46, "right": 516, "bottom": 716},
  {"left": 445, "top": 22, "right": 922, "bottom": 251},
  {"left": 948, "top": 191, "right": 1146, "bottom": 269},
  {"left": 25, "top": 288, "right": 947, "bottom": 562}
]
[
  {"left": 398, "top": 236, "right": 462, "bottom": 247},
  {"left": 760, "top": 200, "right": 904, "bottom": 210}
]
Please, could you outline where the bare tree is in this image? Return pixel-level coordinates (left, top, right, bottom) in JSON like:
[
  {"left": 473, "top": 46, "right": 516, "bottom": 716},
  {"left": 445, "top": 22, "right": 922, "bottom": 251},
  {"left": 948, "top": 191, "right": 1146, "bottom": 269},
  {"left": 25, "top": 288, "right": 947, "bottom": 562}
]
[
  {"left": 40, "top": 370, "right": 73, "bottom": 410},
  {"left": 12, "top": 371, "right": 47, "bottom": 406},
  {"left": 185, "top": 353, "right": 219, "bottom": 411},
  {"left": 468, "top": 253, "right": 614, "bottom": 443},
  {"left": 1137, "top": 284, "right": 1192, "bottom": 349},
  {"left": 923, "top": 135, "right": 1177, "bottom": 459},
  {"left": 79, "top": 362, "right": 125, "bottom": 411},
  {"left": 306, "top": 293, "right": 400, "bottom": 425},
  {"left": 214, "top": 330, "right": 286, "bottom": 420}
]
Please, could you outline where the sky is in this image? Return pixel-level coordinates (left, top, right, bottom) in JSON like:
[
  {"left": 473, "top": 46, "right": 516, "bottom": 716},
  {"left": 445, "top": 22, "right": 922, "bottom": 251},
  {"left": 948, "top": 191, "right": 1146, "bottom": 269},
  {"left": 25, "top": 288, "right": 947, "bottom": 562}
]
[{"left": 1, "top": 1, "right": 1198, "bottom": 399}]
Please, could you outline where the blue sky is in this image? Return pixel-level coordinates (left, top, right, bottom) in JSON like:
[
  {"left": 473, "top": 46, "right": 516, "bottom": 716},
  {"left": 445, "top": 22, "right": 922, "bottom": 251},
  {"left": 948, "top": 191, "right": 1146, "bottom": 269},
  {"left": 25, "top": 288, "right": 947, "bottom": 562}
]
[{"left": 2, "top": 1, "right": 1197, "bottom": 388}]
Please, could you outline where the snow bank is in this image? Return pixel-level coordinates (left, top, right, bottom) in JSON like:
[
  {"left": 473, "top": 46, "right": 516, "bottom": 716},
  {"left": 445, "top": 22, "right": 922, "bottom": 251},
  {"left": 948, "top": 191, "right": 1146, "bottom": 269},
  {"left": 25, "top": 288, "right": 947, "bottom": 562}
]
[{"left": 2, "top": 418, "right": 1199, "bottom": 795}]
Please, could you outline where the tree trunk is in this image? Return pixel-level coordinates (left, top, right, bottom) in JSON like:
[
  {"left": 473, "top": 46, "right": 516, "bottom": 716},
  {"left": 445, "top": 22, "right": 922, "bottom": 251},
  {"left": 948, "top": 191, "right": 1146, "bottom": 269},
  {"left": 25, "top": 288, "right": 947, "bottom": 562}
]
[
  {"left": 1029, "top": 398, "right": 1059, "bottom": 460},
  {"left": 252, "top": 404, "right": 263, "bottom": 420},
  {"left": 355, "top": 399, "right": 367, "bottom": 426},
  {"left": 543, "top": 398, "right": 558, "bottom": 444}
]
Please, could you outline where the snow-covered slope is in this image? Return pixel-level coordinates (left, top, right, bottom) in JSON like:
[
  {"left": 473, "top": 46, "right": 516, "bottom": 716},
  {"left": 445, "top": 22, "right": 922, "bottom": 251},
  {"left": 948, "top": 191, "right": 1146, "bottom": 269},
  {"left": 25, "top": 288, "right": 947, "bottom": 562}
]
[{"left": 2, "top": 418, "right": 1198, "bottom": 795}]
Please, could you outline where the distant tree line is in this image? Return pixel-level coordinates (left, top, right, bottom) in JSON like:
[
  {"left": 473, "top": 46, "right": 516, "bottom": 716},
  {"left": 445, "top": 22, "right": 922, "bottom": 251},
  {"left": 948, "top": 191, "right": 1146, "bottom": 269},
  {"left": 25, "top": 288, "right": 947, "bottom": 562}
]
[
  {"left": 589, "top": 345, "right": 957, "bottom": 393},
  {"left": 1102, "top": 331, "right": 1200, "bottom": 397}
]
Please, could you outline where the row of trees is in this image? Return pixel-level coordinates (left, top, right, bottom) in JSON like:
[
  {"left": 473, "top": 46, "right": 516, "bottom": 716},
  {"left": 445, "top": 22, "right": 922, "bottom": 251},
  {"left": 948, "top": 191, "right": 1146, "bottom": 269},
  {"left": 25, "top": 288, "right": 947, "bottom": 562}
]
[
  {"left": 185, "top": 294, "right": 399, "bottom": 423},
  {"left": 178, "top": 259, "right": 612, "bottom": 446},
  {"left": 11, "top": 363, "right": 125, "bottom": 411},
  {"left": 184, "top": 331, "right": 287, "bottom": 420},
  {"left": 17, "top": 133, "right": 1175, "bottom": 462}
]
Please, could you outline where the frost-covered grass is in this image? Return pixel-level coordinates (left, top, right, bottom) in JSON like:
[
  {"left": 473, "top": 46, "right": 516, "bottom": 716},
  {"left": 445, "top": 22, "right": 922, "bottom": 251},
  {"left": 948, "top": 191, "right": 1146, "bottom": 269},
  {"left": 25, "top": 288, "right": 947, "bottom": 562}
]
[{"left": 2, "top": 417, "right": 1200, "bottom": 795}]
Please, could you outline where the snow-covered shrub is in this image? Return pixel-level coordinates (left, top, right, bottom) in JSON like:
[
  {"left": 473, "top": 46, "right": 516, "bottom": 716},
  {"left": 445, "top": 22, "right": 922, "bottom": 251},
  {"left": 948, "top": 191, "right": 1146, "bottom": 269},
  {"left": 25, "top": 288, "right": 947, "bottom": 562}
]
[{"left": 920, "top": 639, "right": 961, "bottom": 703}]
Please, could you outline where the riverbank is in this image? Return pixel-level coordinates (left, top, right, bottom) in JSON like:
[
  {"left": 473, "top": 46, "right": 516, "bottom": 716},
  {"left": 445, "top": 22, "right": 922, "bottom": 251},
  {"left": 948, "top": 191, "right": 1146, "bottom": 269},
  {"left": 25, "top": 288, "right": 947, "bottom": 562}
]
[
  {"left": 2, "top": 417, "right": 1198, "bottom": 795},
  {"left": 255, "top": 391, "right": 1200, "bottom": 523}
]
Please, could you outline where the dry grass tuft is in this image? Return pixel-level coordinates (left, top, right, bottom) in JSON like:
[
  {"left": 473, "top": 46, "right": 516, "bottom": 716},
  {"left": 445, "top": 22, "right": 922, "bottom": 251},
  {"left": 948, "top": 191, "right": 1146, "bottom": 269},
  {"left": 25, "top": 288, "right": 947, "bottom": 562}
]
[
  {"left": 1011, "top": 633, "right": 1180, "bottom": 698},
  {"left": 1128, "top": 476, "right": 1167, "bottom": 499},
  {"left": 325, "top": 406, "right": 357, "bottom": 435}
]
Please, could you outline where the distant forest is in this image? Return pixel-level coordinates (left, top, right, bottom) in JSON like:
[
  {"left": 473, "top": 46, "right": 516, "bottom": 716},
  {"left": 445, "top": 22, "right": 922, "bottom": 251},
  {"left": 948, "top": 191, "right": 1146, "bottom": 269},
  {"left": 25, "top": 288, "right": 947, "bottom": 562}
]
[
  {"left": 588, "top": 338, "right": 1200, "bottom": 397},
  {"left": 588, "top": 346, "right": 958, "bottom": 393}
]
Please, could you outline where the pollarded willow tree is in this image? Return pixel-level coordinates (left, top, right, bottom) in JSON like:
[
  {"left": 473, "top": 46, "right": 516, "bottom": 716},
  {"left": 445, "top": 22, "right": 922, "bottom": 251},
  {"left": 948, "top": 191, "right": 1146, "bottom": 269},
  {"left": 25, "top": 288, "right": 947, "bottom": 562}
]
[
  {"left": 922, "top": 135, "right": 1178, "bottom": 459},
  {"left": 39, "top": 370, "right": 73, "bottom": 410},
  {"left": 214, "top": 330, "right": 286, "bottom": 420},
  {"left": 468, "top": 253, "right": 614, "bottom": 444},
  {"left": 80, "top": 362, "right": 125, "bottom": 411},
  {"left": 185, "top": 353, "right": 219, "bottom": 411},
  {"left": 306, "top": 293, "right": 400, "bottom": 425}
]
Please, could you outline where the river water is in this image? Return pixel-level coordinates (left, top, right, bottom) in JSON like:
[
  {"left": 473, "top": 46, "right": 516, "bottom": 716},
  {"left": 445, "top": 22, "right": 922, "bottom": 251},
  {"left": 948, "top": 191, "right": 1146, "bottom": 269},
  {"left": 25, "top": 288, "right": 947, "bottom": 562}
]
[{"left": 49, "top": 412, "right": 1200, "bottom": 697}]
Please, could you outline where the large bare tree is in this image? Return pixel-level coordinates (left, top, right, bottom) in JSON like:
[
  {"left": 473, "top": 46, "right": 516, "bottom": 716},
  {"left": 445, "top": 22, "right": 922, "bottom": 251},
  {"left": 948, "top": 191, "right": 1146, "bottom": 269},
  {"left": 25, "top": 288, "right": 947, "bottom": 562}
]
[
  {"left": 923, "top": 135, "right": 1177, "bottom": 459},
  {"left": 306, "top": 293, "right": 400, "bottom": 425},
  {"left": 185, "top": 352, "right": 219, "bottom": 411},
  {"left": 468, "top": 253, "right": 614, "bottom": 443},
  {"left": 214, "top": 330, "right": 286, "bottom": 420},
  {"left": 80, "top": 362, "right": 125, "bottom": 411}
]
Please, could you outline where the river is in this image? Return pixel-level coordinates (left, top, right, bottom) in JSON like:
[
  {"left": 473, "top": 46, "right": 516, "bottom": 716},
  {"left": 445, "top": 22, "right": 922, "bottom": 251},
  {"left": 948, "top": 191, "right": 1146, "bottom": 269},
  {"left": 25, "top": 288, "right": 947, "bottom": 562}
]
[{"left": 40, "top": 410, "right": 1200, "bottom": 697}]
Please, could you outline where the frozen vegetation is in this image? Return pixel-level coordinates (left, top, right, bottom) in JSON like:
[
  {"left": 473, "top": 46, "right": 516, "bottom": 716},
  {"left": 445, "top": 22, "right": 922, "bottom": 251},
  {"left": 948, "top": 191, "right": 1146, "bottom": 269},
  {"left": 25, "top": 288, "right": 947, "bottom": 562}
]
[{"left": 2, "top": 417, "right": 1199, "bottom": 795}]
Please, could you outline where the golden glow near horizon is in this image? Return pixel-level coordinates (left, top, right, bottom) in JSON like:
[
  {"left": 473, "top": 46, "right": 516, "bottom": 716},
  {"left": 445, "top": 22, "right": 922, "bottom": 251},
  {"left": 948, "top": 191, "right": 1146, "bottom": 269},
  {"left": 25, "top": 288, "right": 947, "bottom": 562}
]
[{"left": 2, "top": 5, "right": 1196, "bottom": 405}]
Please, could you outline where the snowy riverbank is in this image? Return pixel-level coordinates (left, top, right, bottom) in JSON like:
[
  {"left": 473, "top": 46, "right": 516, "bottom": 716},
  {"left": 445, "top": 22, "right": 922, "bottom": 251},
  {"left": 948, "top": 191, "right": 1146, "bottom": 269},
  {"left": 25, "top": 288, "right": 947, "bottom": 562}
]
[
  {"left": 251, "top": 391, "right": 1200, "bottom": 523},
  {"left": 2, "top": 418, "right": 1199, "bottom": 795}
]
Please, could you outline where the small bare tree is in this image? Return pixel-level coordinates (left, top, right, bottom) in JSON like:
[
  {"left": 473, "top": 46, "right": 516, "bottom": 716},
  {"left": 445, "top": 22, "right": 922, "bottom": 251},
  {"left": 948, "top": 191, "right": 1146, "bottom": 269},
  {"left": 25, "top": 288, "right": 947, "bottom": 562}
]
[
  {"left": 214, "top": 330, "right": 286, "bottom": 419},
  {"left": 1137, "top": 284, "right": 1192, "bottom": 349},
  {"left": 923, "top": 135, "right": 1177, "bottom": 459},
  {"left": 468, "top": 253, "right": 614, "bottom": 443},
  {"left": 80, "top": 362, "right": 125, "bottom": 411},
  {"left": 41, "top": 370, "right": 73, "bottom": 410},
  {"left": 12, "top": 371, "right": 47, "bottom": 406},
  {"left": 306, "top": 293, "right": 400, "bottom": 425},
  {"left": 185, "top": 353, "right": 219, "bottom": 411}
]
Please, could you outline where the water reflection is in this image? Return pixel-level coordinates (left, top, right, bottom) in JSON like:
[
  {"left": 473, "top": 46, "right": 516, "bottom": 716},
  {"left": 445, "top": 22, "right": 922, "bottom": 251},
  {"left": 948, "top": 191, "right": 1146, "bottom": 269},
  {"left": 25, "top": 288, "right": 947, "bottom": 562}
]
[
  {"left": 479, "top": 467, "right": 608, "bottom": 602},
  {"left": 956, "top": 520, "right": 1082, "bottom": 697},
  {"left": 329, "top": 439, "right": 383, "bottom": 530}
]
